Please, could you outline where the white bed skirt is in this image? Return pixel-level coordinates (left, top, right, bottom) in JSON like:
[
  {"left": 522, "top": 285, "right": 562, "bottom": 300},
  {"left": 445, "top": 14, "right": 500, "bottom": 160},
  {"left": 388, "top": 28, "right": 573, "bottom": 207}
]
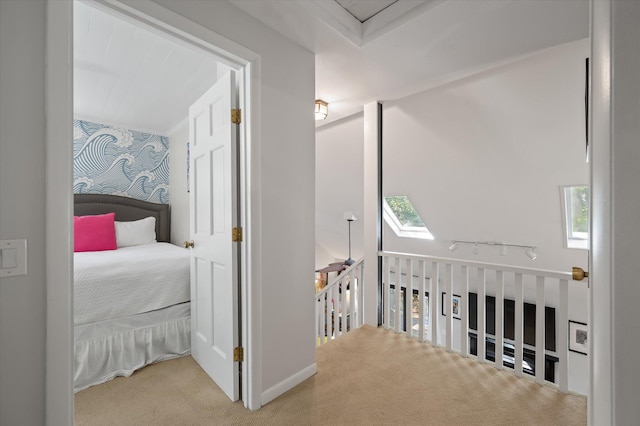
[{"left": 74, "top": 302, "right": 191, "bottom": 392}]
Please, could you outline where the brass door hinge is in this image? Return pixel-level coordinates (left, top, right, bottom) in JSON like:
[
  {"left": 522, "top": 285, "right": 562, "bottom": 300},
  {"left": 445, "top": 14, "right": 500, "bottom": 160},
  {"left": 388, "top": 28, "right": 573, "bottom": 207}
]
[
  {"left": 232, "top": 227, "right": 243, "bottom": 242},
  {"left": 233, "top": 346, "right": 244, "bottom": 362},
  {"left": 231, "top": 109, "right": 241, "bottom": 124}
]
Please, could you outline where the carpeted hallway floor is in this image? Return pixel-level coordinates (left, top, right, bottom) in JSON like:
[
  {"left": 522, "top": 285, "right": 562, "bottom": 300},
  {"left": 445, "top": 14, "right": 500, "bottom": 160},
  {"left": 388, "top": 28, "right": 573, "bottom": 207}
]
[{"left": 75, "top": 325, "right": 587, "bottom": 425}]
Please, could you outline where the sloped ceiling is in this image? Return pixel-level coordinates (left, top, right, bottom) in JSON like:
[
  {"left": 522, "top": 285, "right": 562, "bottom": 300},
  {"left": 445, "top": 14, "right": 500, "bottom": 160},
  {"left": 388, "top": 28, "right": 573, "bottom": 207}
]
[{"left": 74, "top": 1, "right": 220, "bottom": 135}]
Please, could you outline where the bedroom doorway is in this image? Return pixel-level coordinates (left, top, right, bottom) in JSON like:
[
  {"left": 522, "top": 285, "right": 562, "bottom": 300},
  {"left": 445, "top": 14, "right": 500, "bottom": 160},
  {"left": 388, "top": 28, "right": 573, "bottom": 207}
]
[{"left": 63, "top": 0, "right": 257, "bottom": 415}]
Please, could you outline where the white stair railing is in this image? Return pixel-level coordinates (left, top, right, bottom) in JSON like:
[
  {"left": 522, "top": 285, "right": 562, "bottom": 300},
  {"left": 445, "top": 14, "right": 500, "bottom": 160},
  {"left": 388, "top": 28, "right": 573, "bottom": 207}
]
[
  {"left": 380, "top": 250, "right": 588, "bottom": 394},
  {"left": 315, "top": 258, "right": 364, "bottom": 346}
]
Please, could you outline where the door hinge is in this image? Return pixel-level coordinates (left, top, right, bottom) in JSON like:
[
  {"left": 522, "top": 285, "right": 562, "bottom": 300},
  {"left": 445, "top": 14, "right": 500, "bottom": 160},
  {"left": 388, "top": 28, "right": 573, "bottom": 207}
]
[
  {"left": 231, "top": 108, "right": 241, "bottom": 124},
  {"left": 233, "top": 346, "right": 244, "bottom": 362},
  {"left": 232, "top": 227, "right": 243, "bottom": 242}
]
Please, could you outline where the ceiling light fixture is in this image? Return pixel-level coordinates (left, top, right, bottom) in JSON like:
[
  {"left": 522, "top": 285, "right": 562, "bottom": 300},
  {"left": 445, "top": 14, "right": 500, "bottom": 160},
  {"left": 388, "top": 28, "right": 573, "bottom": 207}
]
[
  {"left": 525, "top": 247, "right": 538, "bottom": 260},
  {"left": 315, "top": 99, "right": 328, "bottom": 120},
  {"left": 448, "top": 242, "right": 458, "bottom": 251}
]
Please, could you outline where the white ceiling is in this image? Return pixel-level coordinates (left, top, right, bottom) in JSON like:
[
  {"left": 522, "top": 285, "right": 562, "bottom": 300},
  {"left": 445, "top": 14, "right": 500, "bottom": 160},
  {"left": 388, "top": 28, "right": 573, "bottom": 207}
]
[
  {"left": 74, "top": 1, "right": 221, "bottom": 135},
  {"left": 230, "top": 0, "right": 589, "bottom": 127},
  {"left": 335, "top": 0, "right": 399, "bottom": 22},
  {"left": 74, "top": 0, "right": 588, "bottom": 134}
]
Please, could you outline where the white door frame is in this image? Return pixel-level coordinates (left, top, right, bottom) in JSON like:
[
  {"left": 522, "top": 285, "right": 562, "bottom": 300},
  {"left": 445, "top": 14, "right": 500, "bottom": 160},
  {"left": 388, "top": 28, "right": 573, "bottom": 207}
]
[{"left": 45, "top": 1, "right": 262, "bottom": 422}]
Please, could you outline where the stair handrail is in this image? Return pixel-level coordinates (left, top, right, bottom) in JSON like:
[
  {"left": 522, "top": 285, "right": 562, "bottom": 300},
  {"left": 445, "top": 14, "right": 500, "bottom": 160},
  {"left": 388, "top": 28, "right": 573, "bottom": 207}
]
[{"left": 316, "top": 257, "right": 365, "bottom": 298}]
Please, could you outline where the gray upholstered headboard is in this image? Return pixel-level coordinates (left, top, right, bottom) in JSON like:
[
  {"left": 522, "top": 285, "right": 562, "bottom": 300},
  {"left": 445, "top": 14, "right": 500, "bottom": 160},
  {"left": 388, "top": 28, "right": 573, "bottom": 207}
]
[{"left": 74, "top": 194, "right": 171, "bottom": 243}]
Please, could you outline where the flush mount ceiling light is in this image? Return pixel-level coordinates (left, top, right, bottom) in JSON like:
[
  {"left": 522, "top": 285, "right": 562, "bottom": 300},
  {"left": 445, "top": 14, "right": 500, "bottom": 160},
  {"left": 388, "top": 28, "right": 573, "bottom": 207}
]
[{"left": 315, "top": 99, "right": 328, "bottom": 120}]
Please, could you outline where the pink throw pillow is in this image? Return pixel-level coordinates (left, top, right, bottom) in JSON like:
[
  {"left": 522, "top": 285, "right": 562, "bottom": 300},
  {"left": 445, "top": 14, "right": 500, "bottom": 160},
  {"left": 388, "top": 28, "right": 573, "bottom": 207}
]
[{"left": 74, "top": 213, "right": 117, "bottom": 252}]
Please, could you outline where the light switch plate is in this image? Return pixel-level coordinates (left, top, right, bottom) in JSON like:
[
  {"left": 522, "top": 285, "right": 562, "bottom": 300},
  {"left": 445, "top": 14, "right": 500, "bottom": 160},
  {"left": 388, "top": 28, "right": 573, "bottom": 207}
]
[{"left": 0, "top": 239, "right": 27, "bottom": 278}]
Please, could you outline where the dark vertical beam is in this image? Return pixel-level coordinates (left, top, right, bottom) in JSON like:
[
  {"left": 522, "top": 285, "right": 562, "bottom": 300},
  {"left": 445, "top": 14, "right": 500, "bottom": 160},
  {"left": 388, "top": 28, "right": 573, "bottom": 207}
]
[{"left": 377, "top": 102, "right": 383, "bottom": 326}]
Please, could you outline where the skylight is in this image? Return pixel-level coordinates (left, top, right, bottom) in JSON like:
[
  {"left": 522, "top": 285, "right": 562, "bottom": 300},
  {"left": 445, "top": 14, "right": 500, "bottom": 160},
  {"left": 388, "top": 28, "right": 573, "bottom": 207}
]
[
  {"left": 561, "top": 185, "right": 589, "bottom": 249},
  {"left": 383, "top": 195, "right": 433, "bottom": 240}
]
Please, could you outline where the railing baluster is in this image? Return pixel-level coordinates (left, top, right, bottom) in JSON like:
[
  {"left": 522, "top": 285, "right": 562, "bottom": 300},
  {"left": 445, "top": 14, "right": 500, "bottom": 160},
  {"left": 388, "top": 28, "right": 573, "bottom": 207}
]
[
  {"left": 418, "top": 260, "right": 426, "bottom": 343},
  {"left": 460, "top": 265, "right": 469, "bottom": 357},
  {"left": 338, "top": 280, "right": 344, "bottom": 336},
  {"left": 325, "top": 288, "right": 332, "bottom": 341},
  {"left": 314, "top": 258, "right": 365, "bottom": 346},
  {"left": 405, "top": 258, "right": 414, "bottom": 337},
  {"left": 535, "top": 275, "right": 546, "bottom": 385},
  {"left": 323, "top": 289, "right": 329, "bottom": 342},
  {"left": 354, "top": 265, "right": 358, "bottom": 328},
  {"left": 514, "top": 273, "right": 524, "bottom": 376},
  {"left": 383, "top": 256, "right": 390, "bottom": 330},
  {"left": 335, "top": 283, "right": 341, "bottom": 339},
  {"left": 495, "top": 270, "right": 504, "bottom": 370},
  {"left": 355, "top": 266, "right": 360, "bottom": 328},
  {"left": 333, "top": 280, "right": 339, "bottom": 339},
  {"left": 359, "top": 263, "right": 365, "bottom": 327},
  {"left": 316, "top": 294, "right": 323, "bottom": 346},
  {"left": 342, "top": 269, "right": 353, "bottom": 334},
  {"left": 478, "top": 268, "right": 486, "bottom": 363},
  {"left": 558, "top": 278, "right": 569, "bottom": 392},
  {"left": 373, "top": 251, "right": 586, "bottom": 394},
  {"left": 323, "top": 294, "right": 328, "bottom": 345},
  {"left": 394, "top": 256, "right": 402, "bottom": 333},
  {"left": 333, "top": 283, "right": 340, "bottom": 339},
  {"left": 445, "top": 263, "right": 452, "bottom": 352},
  {"left": 430, "top": 262, "right": 439, "bottom": 347}
]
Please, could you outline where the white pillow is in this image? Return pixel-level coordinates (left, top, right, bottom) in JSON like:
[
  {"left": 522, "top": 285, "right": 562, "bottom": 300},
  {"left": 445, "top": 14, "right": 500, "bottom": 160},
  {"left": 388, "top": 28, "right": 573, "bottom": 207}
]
[{"left": 114, "top": 217, "right": 157, "bottom": 248}]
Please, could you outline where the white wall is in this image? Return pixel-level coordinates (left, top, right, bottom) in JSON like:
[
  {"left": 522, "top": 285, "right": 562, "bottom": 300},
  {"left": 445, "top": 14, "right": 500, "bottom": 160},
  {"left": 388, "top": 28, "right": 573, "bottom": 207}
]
[
  {"left": 382, "top": 38, "right": 589, "bottom": 273},
  {"left": 385, "top": 39, "right": 589, "bottom": 394},
  {"left": 0, "top": 1, "right": 47, "bottom": 424},
  {"left": 0, "top": 0, "right": 315, "bottom": 421},
  {"left": 314, "top": 242, "right": 335, "bottom": 271},
  {"left": 591, "top": 0, "right": 640, "bottom": 422},
  {"left": 381, "top": 39, "right": 590, "bottom": 394},
  {"left": 317, "top": 40, "right": 590, "bottom": 275},
  {"left": 154, "top": 0, "right": 316, "bottom": 404},
  {"left": 168, "top": 121, "right": 190, "bottom": 245},
  {"left": 315, "top": 112, "right": 364, "bottom": 268},
  {"left": 317, "top": 39, "right": 590, "bottom": 394}
]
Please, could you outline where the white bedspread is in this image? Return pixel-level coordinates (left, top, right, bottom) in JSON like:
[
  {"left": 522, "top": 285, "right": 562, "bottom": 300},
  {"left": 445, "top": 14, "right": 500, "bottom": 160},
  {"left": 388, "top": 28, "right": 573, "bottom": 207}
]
[{"left": 74, "top": 242, "right": 190, "bottom": 325}]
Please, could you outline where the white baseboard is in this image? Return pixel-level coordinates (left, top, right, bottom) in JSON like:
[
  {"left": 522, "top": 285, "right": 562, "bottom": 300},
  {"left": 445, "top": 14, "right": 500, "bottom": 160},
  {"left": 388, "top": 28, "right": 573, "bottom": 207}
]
[{"left": 261, "top": 362, "right": 318, "bottom": 405}]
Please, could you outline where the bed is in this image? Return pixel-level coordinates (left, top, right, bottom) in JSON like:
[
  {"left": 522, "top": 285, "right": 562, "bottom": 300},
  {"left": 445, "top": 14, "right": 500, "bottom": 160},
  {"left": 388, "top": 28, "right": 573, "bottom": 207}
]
[{"left": 73, "top": 193, "right": 191, "bottom": 392}]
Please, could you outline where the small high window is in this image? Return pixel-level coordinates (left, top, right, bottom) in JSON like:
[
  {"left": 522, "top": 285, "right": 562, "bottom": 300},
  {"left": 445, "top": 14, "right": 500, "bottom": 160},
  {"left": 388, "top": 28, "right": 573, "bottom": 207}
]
[
  {"left": 383, "top": 195, "right": 433, "bottom": 240},
  {"left": 562, "top": 185, "right": 589, "bottom": 249}
]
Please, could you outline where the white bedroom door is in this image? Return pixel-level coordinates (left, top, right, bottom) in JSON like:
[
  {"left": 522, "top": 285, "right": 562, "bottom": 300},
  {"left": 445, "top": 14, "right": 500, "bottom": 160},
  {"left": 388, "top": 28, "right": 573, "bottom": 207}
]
[{"left": 188, "top": 70, "right": 240, "bottom": 401}]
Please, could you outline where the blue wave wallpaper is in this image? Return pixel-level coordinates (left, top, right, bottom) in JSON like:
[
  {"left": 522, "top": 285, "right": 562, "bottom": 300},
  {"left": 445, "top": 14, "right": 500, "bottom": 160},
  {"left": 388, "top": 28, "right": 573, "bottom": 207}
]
[{"left": 73, "top": 119, "right": 170, "bottom": 203}]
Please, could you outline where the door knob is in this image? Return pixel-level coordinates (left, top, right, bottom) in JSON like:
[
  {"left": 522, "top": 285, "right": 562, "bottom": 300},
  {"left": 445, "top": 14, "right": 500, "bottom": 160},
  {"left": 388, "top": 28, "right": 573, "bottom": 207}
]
[
  {"left": 183, "top": 240, "right": 194, "bottom": 248},
  {"left": 572, "top": 266, "right": 589, "bottom": 281}
]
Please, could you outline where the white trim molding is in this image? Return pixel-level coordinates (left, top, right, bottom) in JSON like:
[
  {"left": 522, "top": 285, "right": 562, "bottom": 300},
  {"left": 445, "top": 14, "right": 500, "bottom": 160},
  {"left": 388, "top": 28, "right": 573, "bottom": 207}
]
[
  {"left": 46, "top": 1, "right": 74, "bottom": 424},
  {"left": 46, "top": 0, "right": 262, "bottom": 417},
  {"left": 260, "top": 363, "right": 318, "bottom": 406}
]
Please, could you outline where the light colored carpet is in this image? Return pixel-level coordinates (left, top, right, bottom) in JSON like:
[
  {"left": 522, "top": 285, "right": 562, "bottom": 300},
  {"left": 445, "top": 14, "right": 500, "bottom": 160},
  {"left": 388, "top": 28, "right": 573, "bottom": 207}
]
[{"left": 75, "top": 325, "right": 587, "bottom": 425}]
